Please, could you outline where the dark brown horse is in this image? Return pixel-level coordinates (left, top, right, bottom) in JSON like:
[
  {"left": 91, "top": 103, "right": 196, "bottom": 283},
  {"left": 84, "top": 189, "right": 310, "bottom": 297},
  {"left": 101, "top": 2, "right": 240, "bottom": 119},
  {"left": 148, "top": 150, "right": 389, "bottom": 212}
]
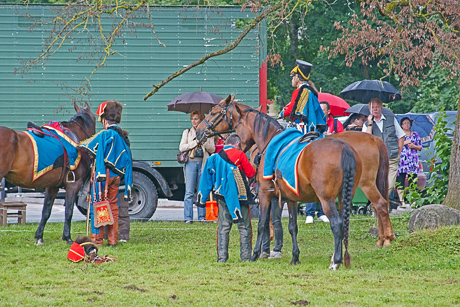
[
  {"left": 197, "top": 96, "right": 362, "bottom": 269},
  {"left": 197, "top": 96, "right": 395, "bottom": 248},
  {"left": 0, "top": 103, "right": 95, "bottom": 245}
]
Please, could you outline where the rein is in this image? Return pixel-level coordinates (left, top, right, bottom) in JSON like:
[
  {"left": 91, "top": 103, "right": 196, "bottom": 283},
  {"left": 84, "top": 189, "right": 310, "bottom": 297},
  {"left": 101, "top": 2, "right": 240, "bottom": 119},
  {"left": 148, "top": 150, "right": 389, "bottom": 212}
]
[
  {"left": 241, "top": 108, "right": 284, "bottom": 165},
  {"left": 71, "top": 119, "right": 91, "bottom": 140},
  {"left": 63, "top": 109, "right": 94, "bottom": 140}
]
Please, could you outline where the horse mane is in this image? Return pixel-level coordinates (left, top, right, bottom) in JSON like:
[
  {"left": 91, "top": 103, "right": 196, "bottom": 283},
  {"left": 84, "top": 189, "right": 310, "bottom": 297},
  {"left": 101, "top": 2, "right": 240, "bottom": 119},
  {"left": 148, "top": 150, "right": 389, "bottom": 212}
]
[{"left": 243, "top": 108, "right": 284, "bottom": 141}]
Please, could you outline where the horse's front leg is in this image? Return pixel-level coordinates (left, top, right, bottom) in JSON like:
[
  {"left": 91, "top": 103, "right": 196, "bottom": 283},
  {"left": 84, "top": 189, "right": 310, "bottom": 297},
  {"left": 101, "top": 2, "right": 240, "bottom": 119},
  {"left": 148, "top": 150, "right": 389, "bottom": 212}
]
[
  {"left": 250, "top": 194, "right": 272, "bottom": 262},
  {"left": 286, "top": 200, "right": 300, "bottom": 265},
  {"left": 62, "top": 180, "right": 82, "bottom": 245},
  {"left": 322, "top": 199, "right": 343, "bottom": 270},
  {"left": 34, "top": 187, "right": 59, "bottom": 246}
]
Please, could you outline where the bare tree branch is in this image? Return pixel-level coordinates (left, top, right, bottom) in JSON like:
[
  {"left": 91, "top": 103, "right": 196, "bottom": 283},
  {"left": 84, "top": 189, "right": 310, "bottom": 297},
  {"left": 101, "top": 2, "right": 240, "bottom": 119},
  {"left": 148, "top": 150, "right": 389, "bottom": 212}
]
[{"left": 143, "top": 1, "right": 286, "bottom": 101}]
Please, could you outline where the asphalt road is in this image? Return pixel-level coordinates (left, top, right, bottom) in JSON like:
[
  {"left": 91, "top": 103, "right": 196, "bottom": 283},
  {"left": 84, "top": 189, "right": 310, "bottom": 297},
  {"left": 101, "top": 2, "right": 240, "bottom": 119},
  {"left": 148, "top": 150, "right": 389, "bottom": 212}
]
[
  {"left": 2, "top": 196, "right": 194, "bottom": 224},
  {"left": 2, "top": 194, "right": 290, "bottom": 225},
  {"left": 2, "top": 194, "right": 408, "bottom": 225}
]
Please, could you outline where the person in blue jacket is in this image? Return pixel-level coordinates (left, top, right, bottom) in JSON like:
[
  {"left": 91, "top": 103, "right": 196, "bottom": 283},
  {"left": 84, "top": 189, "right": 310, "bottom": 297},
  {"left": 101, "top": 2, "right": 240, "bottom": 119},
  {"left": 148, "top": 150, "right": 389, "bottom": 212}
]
[
  {"left": 197, "top": 134, "right": 255, "bottom": 262},
  {"left": 79, "top": 100, "right": 132, "bottom": 247}
]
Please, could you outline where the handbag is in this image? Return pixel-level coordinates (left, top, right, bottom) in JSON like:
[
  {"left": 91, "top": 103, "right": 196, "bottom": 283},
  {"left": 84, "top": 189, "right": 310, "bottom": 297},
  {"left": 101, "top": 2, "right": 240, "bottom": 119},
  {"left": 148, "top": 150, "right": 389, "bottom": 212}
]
[
  {"left": 177, "top": 150, "right": 189, "bottom": 164},
  {"left": 177, "top": 129, "right": 191, "bottom": 164},
  {"left": 93, "top": 168, "right": 114, "bottom": 228}
]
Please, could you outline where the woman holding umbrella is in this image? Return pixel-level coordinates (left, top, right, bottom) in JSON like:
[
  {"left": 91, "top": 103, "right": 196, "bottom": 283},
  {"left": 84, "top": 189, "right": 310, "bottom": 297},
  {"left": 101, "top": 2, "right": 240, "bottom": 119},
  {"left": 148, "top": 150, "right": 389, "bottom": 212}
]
[{"left": 179, "top": 110, "right": 215, "bottom": 223}]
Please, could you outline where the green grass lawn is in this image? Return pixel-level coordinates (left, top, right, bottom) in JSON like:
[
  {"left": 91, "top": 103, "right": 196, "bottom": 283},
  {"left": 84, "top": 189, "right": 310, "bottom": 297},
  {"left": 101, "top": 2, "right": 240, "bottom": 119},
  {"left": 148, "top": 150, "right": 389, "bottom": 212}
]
[{"left": 1, "top": 214, "right": 459, "bottom": 306}]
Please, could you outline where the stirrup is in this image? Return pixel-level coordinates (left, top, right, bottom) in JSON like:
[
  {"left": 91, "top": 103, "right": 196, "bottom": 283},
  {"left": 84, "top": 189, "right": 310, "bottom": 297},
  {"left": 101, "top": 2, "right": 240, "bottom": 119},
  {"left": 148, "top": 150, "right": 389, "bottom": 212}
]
[{"left": 67, "top": 171, "right": 75, "bottom": 183}]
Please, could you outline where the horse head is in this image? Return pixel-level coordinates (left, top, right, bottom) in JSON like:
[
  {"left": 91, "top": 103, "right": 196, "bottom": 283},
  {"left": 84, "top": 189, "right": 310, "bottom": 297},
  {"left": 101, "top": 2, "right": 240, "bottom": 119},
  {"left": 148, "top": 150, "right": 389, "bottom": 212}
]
[
  {"left": 66, "top": 102, "right": 96, "bottom": 142},
  {"left": 196, "top": 95, "right": 237, "bottom": 142}
]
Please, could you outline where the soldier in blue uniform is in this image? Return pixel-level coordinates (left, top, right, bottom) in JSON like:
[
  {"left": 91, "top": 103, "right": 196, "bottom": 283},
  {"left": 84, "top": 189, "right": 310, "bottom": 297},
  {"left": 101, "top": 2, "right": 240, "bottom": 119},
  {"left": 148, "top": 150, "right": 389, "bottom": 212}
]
[{"left": 79, "top": 100, "right": 133, "bottom": 247}]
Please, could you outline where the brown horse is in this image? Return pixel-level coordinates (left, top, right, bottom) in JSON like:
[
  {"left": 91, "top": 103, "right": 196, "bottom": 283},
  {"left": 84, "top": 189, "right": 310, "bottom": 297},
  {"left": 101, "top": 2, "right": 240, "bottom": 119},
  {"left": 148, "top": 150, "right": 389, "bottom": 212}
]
[
  {"left": 0, "top": 103, "right": 95, "bottom": 245},
  {"left": 198, "top": 96, "right": 395, "bottom": 248},
  {"left": 197, "top": 96, "right": 362, "bottom": 269}
]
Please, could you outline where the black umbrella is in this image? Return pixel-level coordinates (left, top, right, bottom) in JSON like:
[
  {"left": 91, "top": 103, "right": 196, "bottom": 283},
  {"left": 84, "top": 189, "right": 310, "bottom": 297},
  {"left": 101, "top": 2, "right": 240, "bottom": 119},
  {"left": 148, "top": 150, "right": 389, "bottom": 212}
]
[
  {"left": 345, "top": 104, "right": 392, "bottom": 116},
  {"left": 167, "top": 91, "right": 224, "bottom": 114},
  {"left": 340, "top": 80, "right": 402, "bottom": 103},
  {"left": 344, "top": 104, "right": 370, "bottom": 116}
]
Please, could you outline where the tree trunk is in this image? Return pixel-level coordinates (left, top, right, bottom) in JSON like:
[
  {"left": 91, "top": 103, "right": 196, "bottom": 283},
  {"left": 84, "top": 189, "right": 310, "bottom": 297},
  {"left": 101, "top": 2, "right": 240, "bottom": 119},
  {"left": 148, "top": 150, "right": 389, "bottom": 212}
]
[{"left": 443, "top": 78, "right": 460, "bottom": 210}]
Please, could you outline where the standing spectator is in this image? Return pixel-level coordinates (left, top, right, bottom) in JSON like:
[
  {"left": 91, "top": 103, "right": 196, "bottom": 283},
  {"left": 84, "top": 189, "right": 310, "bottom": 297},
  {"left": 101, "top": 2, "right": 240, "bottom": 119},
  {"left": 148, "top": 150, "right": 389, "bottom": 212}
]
[
  {"left": 396, "top": 117, "right": 422, "bottom": 207},
  {"left": 79, "top": 100, "right": 132, "bottom": 247},
  {"left": 363, "top": 98, "right": 405, "bottom": 195},
  {"left": 320, "top": 101, "right": 344, "bottom": 135},
  {"left": 197, "top": 134, "right": 255, "bottom": 262},
  {"left": 343, "top": 113, "right": 367, "bottom": 131},
  {"left": 179, "top": 110, "right": 215, "bottom": 224}
]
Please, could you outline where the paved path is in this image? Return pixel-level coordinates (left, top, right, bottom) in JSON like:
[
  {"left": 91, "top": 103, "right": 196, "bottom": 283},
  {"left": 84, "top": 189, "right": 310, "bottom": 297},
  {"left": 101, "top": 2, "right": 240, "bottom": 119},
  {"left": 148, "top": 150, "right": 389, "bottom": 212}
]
[{"left": 2, "top": 193, "right": 410, "bottom": 225}]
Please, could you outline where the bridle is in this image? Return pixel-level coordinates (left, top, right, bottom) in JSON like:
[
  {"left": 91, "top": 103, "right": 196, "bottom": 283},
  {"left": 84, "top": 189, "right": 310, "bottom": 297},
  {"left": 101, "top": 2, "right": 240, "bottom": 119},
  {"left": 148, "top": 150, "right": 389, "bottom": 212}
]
[{"left": 201, "top": 100, "right": 236, "bottom": 140}]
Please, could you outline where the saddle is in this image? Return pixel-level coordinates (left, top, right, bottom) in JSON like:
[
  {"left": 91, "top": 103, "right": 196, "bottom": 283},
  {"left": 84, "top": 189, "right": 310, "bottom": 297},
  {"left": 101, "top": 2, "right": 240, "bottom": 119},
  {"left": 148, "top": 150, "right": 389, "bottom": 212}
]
[
  {"left": 27, "top": 121, "right": 44, "bottom": 138},
  {"left": 298, "top": 131, "right": 320, "bottom": 144},
  {"left": 27, "top": 121, "right": 80, "bottom": 144}
]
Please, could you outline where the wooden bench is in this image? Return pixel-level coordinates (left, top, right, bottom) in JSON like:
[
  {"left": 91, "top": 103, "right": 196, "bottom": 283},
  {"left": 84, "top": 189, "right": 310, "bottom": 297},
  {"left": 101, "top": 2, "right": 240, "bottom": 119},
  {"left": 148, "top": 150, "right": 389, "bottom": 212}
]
[{"left": 0, "top": 202, "right": 27, "bottom": 226}]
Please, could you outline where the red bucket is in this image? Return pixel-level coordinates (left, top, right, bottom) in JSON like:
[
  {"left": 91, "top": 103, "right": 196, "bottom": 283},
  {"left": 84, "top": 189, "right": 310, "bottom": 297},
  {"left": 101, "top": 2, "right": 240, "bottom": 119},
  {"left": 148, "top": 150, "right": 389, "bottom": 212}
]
[{"left": 205, "top": 200, "right": 218, "bottom": 221}]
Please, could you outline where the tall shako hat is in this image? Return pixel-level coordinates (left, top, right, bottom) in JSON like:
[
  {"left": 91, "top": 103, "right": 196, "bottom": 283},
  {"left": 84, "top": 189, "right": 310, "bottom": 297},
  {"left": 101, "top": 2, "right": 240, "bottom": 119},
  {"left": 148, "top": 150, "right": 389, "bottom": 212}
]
[
  {"left": 96, "top": 100, "right": 123, "bottom": 123},
  {"left": 290, "top": 60, "right": 313, "bottom": 80}
]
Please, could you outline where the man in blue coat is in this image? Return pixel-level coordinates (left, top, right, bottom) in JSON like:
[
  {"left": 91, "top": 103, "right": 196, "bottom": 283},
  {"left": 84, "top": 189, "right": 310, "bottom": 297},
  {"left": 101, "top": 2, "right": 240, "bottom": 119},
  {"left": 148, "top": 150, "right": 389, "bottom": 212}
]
[
  {"left": 198, "top": 134, "right": 255, "bottom": 262},
  {"left": 79, "top": 100, "right": 132, "bottom": 246}
]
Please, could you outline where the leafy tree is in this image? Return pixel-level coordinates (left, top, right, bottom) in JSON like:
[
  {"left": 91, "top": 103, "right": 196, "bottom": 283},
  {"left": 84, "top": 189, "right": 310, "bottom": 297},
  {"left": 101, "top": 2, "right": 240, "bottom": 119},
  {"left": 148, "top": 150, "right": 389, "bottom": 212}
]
[
  {"left": 330, "top": 0, "right": 460, "bottom": 209},
  {"left": 267, "top": 0, "right": 385, "bottom": 112}
]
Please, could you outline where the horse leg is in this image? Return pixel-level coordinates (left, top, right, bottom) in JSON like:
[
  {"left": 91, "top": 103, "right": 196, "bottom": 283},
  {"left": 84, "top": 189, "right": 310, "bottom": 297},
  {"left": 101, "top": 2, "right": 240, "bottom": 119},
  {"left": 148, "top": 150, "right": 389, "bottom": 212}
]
[
  {"left": 250, "top": 195, "right": 272, "bottom": 262},
  {"left": 62, "top": 181, "right": 82, "bottom": 245},
  {"left": 286, "top": 200, "right": 300, "bottom": 265},
  {"left": 320, "top": 199, "right": 343, "bottom": 270},
  {"left": 34, "top": 187, "right": 59, "bottom": 246},
  {"left": 361, "top": 185, "right": 395, "bottom": 248}
]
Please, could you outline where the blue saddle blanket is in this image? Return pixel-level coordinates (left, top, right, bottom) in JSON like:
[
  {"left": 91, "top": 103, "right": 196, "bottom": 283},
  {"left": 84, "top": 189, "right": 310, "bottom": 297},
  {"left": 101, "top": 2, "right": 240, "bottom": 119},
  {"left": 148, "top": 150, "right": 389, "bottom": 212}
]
[
  {"left": 24, "top": 127, "right": 81, "bottom": 181},
  {"left": 262, "top": 128, "right": 317, "bottom": 196}
]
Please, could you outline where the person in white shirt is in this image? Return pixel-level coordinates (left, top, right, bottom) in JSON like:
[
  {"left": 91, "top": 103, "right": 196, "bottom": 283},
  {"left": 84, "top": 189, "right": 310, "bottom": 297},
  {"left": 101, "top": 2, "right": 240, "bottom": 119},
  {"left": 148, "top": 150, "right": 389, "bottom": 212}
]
[{"left": 363, "top": 98, "right": 405, "bottom": 195}]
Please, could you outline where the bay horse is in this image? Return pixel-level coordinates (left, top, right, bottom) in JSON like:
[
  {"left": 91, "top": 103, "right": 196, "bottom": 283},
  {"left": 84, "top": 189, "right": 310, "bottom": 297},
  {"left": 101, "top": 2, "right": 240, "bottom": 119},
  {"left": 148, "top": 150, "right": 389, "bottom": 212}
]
[
  {"left": 0, "top": 103, "right": 95, "bottom": 245},
  {"left": 197, "top": 96, "right": 362, "bottom": 269},
  {"left": 197, "top": 96, "right": 395, "bottom": 249}
]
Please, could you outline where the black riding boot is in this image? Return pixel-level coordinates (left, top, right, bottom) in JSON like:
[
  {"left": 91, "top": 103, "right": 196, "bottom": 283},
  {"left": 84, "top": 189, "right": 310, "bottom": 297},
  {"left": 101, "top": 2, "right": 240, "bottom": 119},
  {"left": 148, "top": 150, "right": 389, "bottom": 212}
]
[
  {"left": 216, "top": 200, "right": 231, "bottom": 262},
  {"left": 238, "top": 203, "right": 252, "bottom": 261}
]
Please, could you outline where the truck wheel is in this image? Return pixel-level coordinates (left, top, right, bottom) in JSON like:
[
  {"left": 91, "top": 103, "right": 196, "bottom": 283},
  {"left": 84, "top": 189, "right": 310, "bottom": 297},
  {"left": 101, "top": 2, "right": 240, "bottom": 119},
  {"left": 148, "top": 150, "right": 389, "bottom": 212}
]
[
  {"left": 122, "top": 171, "right": 158, "bottom": 222},
  {"left": 76, "top": 172, "right": 158, "bottom": 221}
]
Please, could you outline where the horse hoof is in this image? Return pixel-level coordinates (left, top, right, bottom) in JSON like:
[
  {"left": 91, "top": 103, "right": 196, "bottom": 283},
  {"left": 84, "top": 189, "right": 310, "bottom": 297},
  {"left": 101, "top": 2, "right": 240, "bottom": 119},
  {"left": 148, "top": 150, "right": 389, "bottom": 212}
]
[
  {"left": 250, "top": 255, "right": 259, "bottom": 262},
  {"left": 34, "top": 239, "right": 44, "bottom": 246},
  {"left": 64, "top": 238, "right": 73, "bottom": 245},
  {"left": 383, "top": 240, "right": 392, "bottom": 248},
  {"left": 290, "top": 260, "right": 300, "bottom": 266},
  {"left": 375, "top": 240, "right": 384, "bottom": 249},
  {"left": 329, "top": 263, "right": 341, "bottom": 270}
]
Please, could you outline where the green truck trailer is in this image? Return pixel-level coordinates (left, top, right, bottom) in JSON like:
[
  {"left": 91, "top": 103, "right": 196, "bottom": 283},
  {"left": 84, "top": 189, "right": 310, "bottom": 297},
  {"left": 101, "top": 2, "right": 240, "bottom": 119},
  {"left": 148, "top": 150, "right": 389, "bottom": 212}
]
[{"left": 0, "top": 4, "right": 268, "bottom": 220}]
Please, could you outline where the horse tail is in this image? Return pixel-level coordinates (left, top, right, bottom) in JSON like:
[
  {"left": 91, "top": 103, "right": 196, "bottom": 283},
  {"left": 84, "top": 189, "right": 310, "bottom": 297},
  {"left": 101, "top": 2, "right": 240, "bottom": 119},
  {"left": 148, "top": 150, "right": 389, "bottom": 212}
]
[
  {"left": 375, "top": 137, "right": 390, "bottom": 203},
  {"left": 340, "top": 145, "right": 356, "bottom": 269}
]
